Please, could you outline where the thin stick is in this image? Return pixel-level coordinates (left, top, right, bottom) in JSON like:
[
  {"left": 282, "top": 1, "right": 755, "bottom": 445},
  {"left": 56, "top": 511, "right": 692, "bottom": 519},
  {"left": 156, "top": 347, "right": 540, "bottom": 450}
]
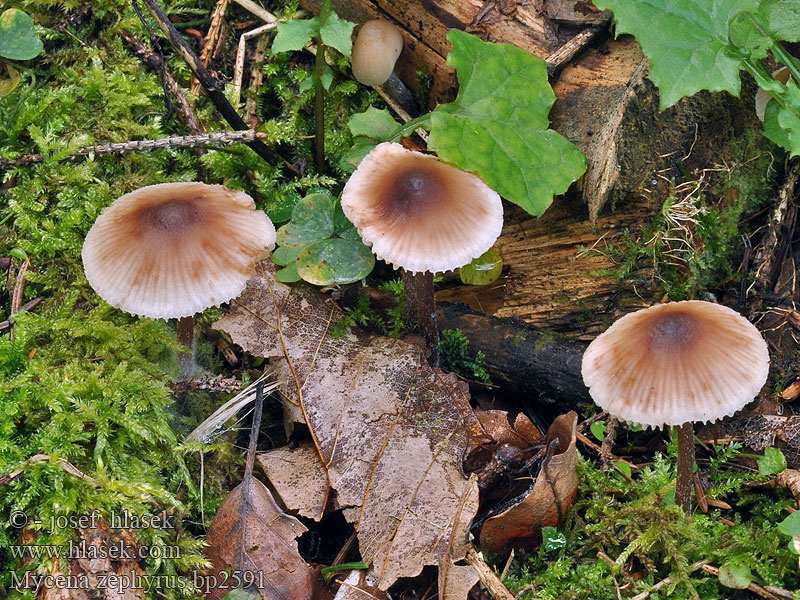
[
  {"left": 191, "top": 0, "right": 230, "bottom": 96},
  {"left": 233, "top": 23, "right": 277, "bottom": 105},
  {"left": 244, "top": 30, "right": 272, "bottom": 124},
  {"left": 138, "top": 0, "right": 299, "bottom": 174},
  {"left": 465, "top": 548, "right": 515, "bottom": 600},
  {"left": 629, "top": 560, "right": 709, "bottom": 600},
  {"left": 675, "top": 422, "right": 695, "bottom": 514}
]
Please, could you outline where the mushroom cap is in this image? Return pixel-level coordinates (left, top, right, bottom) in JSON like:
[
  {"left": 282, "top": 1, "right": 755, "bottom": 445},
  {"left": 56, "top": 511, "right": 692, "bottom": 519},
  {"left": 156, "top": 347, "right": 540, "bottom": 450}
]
[
  {"left": 581, "top": 300, "right": 769, "bottom": 428},
  {"left": 82, "top": 182, "right": 276, "bottom": 319},
  {"left": 351, "top": 19, "right": 404, "bottom": 87},
  {"left": 341, "top": 142, "right": 503, "bottom": 274}
]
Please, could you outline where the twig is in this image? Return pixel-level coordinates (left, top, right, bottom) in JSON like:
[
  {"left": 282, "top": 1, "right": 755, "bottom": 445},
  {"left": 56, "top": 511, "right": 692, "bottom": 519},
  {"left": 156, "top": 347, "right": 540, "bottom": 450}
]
[
  {"left": 700, "top": 565, "right": 782, "bottom": 600},
  {"left": 232, "top": 0, "right": 278, "bottom": 24},
  {"left": 465, "top": 548, "right": 515, "bottom": 600},
  {"left": 629, "top": 560, "right": 709, "bottom": 600},
  {"left": 0, "top": 131, "right": 269, "bottom": 171},
  {"left": 0, "top": 454, "right": 99, "bottom": 487},
  {"left": 120, "top": 30, "right": 202, "bottom": 134},
  {"left": 599, "top": 415, "right": 618, "bottom": 469},
  {"left": 10, "top": 260, "right": 29, "bottom": 315},
  {"left": 0, "top": 297, "right": 44, "bottom": 333},
  {"left": 191, "top": 0, "right": 230, "bottom": 97},
  {"left": 138, "top": 0, "right": 299, "bottom": 174},
  {"left": 233, "top": 23, "right": 278, "bottom": 106}
]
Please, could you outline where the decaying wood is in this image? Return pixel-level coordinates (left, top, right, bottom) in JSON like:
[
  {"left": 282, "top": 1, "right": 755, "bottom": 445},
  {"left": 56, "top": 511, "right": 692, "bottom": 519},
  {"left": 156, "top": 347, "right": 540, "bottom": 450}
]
[
  {"left": 300, "top": 1, "right": 767, "bottom": 336},
  {"left": 436, "top": 303, "right": 588, "bottom": 407}
]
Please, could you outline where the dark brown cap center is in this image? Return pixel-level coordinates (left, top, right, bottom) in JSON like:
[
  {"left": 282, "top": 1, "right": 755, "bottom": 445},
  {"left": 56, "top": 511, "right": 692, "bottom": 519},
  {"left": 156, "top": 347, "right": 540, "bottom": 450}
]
[
  {"left": 139, "top": 200, "right": 200, "bottom": 233},
  {"left": 648, "top": 312, "right": 698, "bottom": 353},
  {"left": 380, "top": 166, "right": 444, "bottom": 222}
]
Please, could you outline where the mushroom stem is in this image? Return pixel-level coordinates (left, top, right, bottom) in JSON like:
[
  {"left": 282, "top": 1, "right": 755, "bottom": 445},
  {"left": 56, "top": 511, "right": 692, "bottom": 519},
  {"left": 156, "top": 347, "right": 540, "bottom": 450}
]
[
  {"left": 313, "top": 33, "right": 326, "bottom": 174},
  {"left": 177, "top": 316, "right": 195, "bottom": 379},
  {"left": 403, "top": 270, "right": 438, "bottom": 364},
  {"left": 674, "top": 422, "right": 695, "bottom": 514}
]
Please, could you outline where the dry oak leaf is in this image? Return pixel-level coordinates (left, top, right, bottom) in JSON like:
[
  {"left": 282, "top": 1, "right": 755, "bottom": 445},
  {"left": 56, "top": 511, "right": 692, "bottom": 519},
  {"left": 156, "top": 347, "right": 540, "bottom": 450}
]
[
  {"left": 214, "top": 267, "right": 481, "bottom": 591},
  {"left": 205, "top": 475, "right": 314, "bottom": 600},
  {"left": 478, "top": 411, "right": 578, "bottom": 553}
]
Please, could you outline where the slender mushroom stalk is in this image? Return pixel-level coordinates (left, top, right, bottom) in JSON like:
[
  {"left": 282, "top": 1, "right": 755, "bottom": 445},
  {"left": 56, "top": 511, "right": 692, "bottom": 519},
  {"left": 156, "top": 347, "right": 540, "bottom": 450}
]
[
  {"left": 581, "top": 301, "right": 770, "bottom": 514},
  {"left": 674, "top": 422, "right": 695, "bottom": 513},
  {"left": 176, "top": 316, "right": 195, "bottom": 379},
  {"left": 82, "top": 182, "right": 275, "bottom": 378},
  {"left": 341, "top": 142, "right": 503, "bottom": 364}
]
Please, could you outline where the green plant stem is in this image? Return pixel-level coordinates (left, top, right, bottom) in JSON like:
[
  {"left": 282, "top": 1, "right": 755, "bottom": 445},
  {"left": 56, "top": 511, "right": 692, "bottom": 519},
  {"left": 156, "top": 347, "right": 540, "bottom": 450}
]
[
  {"left": 388, "top": 113, "right": 432, "bottom": 142},
  {"left": 675, "top": 422, "right": 695, "bottom": 514},
  {"left": 313, "top": 35, "right": 325, "bottom": 173},
  {"left": 771, "top": 43, "right": 800, "bottom": 89}
]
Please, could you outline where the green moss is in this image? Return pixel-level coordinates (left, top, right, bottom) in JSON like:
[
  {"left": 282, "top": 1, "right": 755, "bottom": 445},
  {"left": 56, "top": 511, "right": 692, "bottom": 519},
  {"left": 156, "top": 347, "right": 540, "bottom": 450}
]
[
  {"left": 501, "top": 450, "right": 799, "bottom": 599},
  {"left": 438, "top": 329, "right": 491, "bottom": 384}
]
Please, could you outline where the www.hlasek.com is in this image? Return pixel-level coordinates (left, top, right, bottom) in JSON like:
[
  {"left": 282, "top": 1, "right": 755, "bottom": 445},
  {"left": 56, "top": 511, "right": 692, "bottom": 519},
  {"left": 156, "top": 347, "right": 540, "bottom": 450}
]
[{"left": 11, "top": 570, "right": 266, "bottom": 595}]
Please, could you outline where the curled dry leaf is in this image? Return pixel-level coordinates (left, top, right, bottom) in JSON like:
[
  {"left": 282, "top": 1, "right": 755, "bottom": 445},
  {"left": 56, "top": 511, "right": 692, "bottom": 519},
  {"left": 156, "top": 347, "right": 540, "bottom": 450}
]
[
  {"left": 205, "top": 476, "right": 314, "bottom": 600},
  {"left": 476, "top": 410, "right": 541, "bottom": 448},
  {"left": 214, "top": 267, "right": 481, "bottom": 591},
  {"left": 478, "top": 411, "right": 578, "bottom": 553},
  {"left": 257, "top": 441, "right": 330, "bottom": 521}
]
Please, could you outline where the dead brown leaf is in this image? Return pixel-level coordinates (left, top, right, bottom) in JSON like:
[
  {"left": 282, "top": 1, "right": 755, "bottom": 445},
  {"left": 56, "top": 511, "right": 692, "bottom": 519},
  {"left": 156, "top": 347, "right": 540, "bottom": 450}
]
[
  {"left": 478, "top": 411, "right": 578, "bottom": 553},
  {"left": 214, "top": 267, "right": 480, "bottom": 591},
  {"left": 205, "top": 475, "right": 314, "bottom": 600},
  {"left": 257, "top": 441, "right": 330, "bottom": 521}
]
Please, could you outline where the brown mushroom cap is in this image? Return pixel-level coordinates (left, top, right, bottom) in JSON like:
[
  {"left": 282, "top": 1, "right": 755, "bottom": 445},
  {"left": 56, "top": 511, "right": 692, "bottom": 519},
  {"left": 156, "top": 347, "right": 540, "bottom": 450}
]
[
  {"left": 341, "top": 142, "right": 503, "bottom": 274},
  {"left": 351, "top": 19, "right": 404, "bottom": 87},
  {"left": 82, "top": 182, "right": 275, "bottom": 319},
  {"left": 581, "top": 301, "right": 769, "bottom": 428}
]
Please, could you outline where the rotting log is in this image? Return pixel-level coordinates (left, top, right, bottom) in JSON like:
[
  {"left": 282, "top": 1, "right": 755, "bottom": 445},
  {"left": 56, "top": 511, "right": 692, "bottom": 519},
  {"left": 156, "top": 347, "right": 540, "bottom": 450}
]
[
  {"left": 301, "top": 0, "right": 770, "bottom": 337},
  {"left": 436, "top": 303, "right": 589, "bottom": 409}
]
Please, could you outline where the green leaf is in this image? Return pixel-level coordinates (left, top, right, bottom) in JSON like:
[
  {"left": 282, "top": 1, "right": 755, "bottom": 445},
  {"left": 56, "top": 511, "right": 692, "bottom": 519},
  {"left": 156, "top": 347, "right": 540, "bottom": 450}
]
[
  {"left": 614, "top": 460, "right": 632, "bottom": 478},
  {"left": 0, "top": 9, "right": 43, "bottom": 61},
  {"left": 265, "top": 192, "right": 301, "bottom": 223},
  {"left": 296, "top": 238, "right": 375, "bottom": 285},
  {"left": 348, "top": 107, "right": 402, "bottom": 139},
  {"left": 459, "top": 248, "right": 502, "bottom": 285},
  {"left": 272, "top": 16, "right": 321, "bottom": 54},
  {"left": 276, "top": 193, "right": 336, "bottom": 248},
  {"left": 319, "top": 11, "right": 355, "bottom": 57},
  {"left": 0, "top": 62, "right": 20, "bottom": 98},
  {"left": 757, "top": 446, "right": 787, "bottom": 476},
  {"left": 718, "top": 559, "right": 752, "bottom": 589},
  {"left": 764, "top": 80, "right": 800, "bottom": 156},
  {"left": 593, "top": 0, "right": 760, "bottom": 109},
  {"left": 333, "top": 200, "right": 360, "bottom": 240},
  {"left": 541, "top": 526, "right": 567, "bottom": 553},
  {"left": 428, "top": 29, "right": 586, "bottom": 217},
  {"left": 778, "top": 510, "right": 800, "bottom": 536},
  {"left": 275, "top": 262, "right": 301, "bottom": 283},
  {"left": 590, "top": 421, "right": 606, "bottom": 442},
  {"left": 759, "top": 0, "right": 800, "bottom": 42},
  {"left": 271, "top": 246, "right": 302, "bottom": 267}
]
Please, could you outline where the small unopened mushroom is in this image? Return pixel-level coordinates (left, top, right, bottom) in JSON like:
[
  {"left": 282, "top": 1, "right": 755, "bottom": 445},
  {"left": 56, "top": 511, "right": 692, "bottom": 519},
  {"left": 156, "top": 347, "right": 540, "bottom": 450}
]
[
  {"left": 581, "top": 300, "right": 769, "bottom": 512},
  {"left": 755, "top": 67, "right": 792, "bottom": 122},
  {"left": 351, "top": 20, "right": 404, "bottom": 87},
  {"left": 342, "top": 142, "right": 503, "bottom": 361},
  {"left": 82, "top": 182, "right": 275, "bottom": 376}
]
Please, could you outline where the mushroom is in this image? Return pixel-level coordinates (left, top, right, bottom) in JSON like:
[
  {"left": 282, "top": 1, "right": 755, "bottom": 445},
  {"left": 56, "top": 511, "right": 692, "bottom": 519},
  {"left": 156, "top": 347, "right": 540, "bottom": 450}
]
[
  {"left": 341, "top": 142, "right": 503, "bottom": 362},
  {"left": 581, "top": 300, "right": 769, "bottom": 512},
  {"left": 351, "top": 20, "right": 404, "bottom": 87},
  {"left": 82, "top": 182, "right": 276, "bottom": 376},
  {"left": 755, "top": 67, "right": 791, "bottom": 122}
]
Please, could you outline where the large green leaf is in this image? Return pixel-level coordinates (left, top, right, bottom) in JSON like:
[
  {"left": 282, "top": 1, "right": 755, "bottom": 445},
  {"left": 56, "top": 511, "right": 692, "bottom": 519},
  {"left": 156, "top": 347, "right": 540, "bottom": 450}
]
[
  {"left": 764, "top": 79, "right": 800, "bottom": 156},
  {"left": 319, "top": 11, "right": 355, "bottom": 57},
  {"left": 275, "top": 193, "right": 336, "bottom": 248},
  {"left": 340, "top": 107, "right": 402, "bottom": 172},
  {"left": 0, "top": 9, "right": 43, "bottom": 61},
  {"left": 296, "top": 238, "right": 375, "bottom": 285},
  {"left": 272, "top": 17, "right": 320, "bottom": 54},
  {"left": 593, "top": 0, "right": 760, "bottom": 109},
  {"left": 428, "top": 29, "right": 585, "bottom": 217}
]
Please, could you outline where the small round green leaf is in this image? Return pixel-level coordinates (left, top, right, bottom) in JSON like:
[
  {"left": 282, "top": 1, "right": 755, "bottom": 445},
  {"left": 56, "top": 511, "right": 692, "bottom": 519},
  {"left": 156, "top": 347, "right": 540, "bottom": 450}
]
[
  {"left": 541, "top": 526, "right": 566, "bottom": 553},
  {"left": 613, "top": 460, "right": 632, "bottom": 478},
  {"left": 275, "top": 262, "right": 301, "bottom": 283},
  {"left": 265, "top": 192, "right": 300, "bottom": 224},
  {"left": 460, "top": 248, "right": 502, "bottom": 285},
  {"left": 718, "top": 559, "right": 752, "bottom": 589},
  {"left": 333, "top": 200, "right": 361, "bottom": 240},
  {"left": 590, "top": 420, "right": 606, "bottom": 442},
  {"left": 296, "top": 238, "right": 374, "bottom": 285},
  {"left": 276, "top": 193, "right": 336, "bottom": 248},
  {"left": 271, "top": 246, "right": 302, "bottom": 267},
  {"left": 0, "top": 9, "right": 43, "bottom": 61},
  {"left": 779, "top": 510, "right": 800, "bottom": 536},
  {"left": 757, "top": 446, "right": 787, "bottom": 476}
]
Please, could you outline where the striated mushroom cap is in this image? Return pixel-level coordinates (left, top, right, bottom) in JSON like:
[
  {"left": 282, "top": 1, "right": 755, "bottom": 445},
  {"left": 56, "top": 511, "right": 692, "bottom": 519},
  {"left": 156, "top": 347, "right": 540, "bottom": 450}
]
[
  {"left": 341, "top": 142, "right": 503, "bottom": 274},
  {"left": 82, "top": 182, "right": 275, "bottom": 319},
  {"left": 351, "top": 19, "right": 404, "bottom": 87},
  {"left": 581, "top": 301, "right": 769, "bottom": 428}
]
